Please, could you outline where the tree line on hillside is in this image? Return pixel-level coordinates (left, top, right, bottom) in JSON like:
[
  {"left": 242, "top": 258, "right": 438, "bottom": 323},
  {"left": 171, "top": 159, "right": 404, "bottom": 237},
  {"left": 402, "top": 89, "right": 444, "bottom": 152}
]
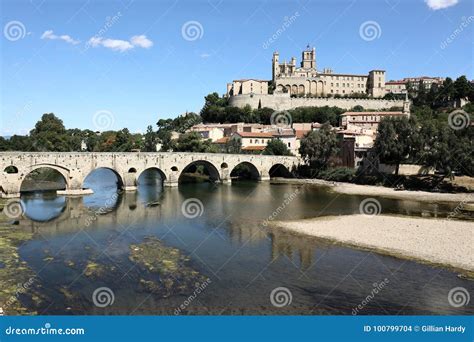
[{"left": 200, "top": 92, "right": 346, "bottom": 126}]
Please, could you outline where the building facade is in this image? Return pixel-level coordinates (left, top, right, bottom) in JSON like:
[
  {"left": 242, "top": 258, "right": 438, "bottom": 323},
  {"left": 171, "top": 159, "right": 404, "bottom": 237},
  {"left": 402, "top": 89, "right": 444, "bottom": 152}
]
[
  {"left": 385, "top": 76, "right": 445, "bottom": 95},
  {"left": 340, "top": 111, "right": 410, "bottom": 133}
]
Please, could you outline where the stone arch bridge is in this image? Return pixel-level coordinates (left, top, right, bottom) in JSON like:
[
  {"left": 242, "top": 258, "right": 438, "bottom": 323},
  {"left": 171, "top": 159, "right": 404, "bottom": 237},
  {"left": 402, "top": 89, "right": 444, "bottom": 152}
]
[{"left": 0, "top": 152, "right": 300, "bottom": 198}]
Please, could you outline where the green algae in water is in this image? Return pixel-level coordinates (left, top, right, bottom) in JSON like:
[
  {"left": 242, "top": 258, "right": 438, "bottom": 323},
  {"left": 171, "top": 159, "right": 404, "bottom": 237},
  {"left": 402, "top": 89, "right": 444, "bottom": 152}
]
[
  {"left": 130, "top": 237, "right": 208, "bottom": 297},
  {"left": 84, "top": 261, "right": 108, "bottom": 278},
  {"left": 0, "top": 226, "right": 41, "bottom": 315}
]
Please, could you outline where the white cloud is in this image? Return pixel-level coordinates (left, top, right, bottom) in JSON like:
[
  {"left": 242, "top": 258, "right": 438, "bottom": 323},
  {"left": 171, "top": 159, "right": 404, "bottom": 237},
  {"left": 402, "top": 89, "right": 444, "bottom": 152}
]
[
  {"left": 130, "top": 35, "right": 153, "bottom": 48},
  {"left": 41, "top": 30, "right": 80, "bottom": 45},
  {"left": 425, "top": 0, "right": 458, "bottom": 10},
  {"left": 200, "top": 53, "right": 211, "bottom": 58},
  {"left": 88, "top": 37, "right": 134, "bottom": 52},
  {"left": 87, "top": 35, "right": 153, "bottom": 52}
]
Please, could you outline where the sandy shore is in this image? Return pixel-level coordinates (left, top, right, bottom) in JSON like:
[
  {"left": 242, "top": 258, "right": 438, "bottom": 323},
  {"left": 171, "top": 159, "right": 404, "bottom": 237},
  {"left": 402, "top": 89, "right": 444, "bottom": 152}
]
[
  {"left": 271, "top": 178, "right": 474, "bottom": 205},
  {"left": 274, "top": 215, "right": 474, "bottom": 272}
]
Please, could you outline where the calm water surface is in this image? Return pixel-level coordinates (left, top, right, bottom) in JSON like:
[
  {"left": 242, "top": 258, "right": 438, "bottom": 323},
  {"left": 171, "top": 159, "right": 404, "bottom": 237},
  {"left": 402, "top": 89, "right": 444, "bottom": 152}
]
[{"left": 13, "top": 169, "right": 474, "bottom": 315}]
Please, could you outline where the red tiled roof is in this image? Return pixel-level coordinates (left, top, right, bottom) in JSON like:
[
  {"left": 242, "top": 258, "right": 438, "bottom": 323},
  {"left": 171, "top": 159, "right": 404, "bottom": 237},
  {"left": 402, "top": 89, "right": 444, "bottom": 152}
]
[
  {"left": 242, "top": 145, "right": 266, "bottom": 151},
  {"left": 295, "top": 130, "right": 310, "bottom": 139},
  {"left": 234, "top": 132, "right": 273, "bottom": 138},
  {"left": 214, "top": 137, "right": 230, "bottom": 144}
]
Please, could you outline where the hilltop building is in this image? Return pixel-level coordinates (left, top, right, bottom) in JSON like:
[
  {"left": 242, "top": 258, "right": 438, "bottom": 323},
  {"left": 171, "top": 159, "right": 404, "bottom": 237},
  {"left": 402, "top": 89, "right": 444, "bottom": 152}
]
[
  {"left": 226, "top": 46, "right": 408, "bottom": 111},
  {"left": 385, "top": 76, "right": 445, "bottom": 95},
  {"left": 227, "top": 45, "right": 386, "bottom": 98}
]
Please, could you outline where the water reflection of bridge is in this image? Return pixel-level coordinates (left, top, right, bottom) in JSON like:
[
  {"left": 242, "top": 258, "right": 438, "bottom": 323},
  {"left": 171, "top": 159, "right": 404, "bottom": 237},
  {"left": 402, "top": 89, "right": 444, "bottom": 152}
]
[{"left": 15, "top": 188, "right": 316, "bottom": 270}]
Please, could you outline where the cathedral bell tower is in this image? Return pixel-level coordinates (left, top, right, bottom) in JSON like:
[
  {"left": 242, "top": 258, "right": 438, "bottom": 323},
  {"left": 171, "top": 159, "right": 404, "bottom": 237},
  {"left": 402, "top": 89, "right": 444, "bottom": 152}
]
[
  {"left": 301, "top": 45, "right": 316, "bottom": 71},
  {"left": 272, "top": 51, "right": 280, "bottom": 82}
]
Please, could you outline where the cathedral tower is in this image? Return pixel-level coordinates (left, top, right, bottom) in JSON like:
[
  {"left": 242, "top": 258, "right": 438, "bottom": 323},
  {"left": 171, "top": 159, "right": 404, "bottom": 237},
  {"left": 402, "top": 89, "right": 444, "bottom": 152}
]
[{"left": 301, "top": 45, "right": 316, "bottom": 70}]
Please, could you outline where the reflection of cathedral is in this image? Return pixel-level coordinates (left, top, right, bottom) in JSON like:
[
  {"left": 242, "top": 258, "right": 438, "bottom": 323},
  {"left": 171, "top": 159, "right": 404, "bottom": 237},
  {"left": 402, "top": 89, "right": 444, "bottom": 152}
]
[
  {"left": 270, "top": 231, "right": 314, "bottom": 271},
  {"left": 227, "top": 46, "right": 386, "bottom": 98}
]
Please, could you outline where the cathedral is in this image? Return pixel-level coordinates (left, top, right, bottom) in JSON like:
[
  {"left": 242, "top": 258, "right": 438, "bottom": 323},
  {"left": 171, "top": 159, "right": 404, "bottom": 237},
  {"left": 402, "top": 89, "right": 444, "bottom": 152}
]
[{"left": 227, "top": 46, "right": 386, "bottom": 99}]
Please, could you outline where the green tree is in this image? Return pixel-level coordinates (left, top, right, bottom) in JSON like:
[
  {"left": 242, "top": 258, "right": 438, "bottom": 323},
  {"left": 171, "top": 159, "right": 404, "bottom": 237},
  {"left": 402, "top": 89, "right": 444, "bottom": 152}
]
[
  {"left": 373, "top": 117, "right": 418, "bottom": 175},
  {"left": 143, "top": 125, "right": 157, "bottom": 152},
  {"left": 0, "top": 136, "right": 10, "bottom": 151},
  {"left": 112, "top": 128, "right": 133, "bottom": 151},
  {"left": 263, "top": 139, "right": 293, "bottom": 156},
  {"left": 454, "top": 76, "right": 470, "bottom": 100},
  {"left": 7, "top": 135, "right": 33, "bottom": 151},
  {"left": 417, "top": 119, "right": 473, "bottom": 179},
  {"left": 299, "top": 123, "right": 339, "bottom": 169},
  {"left": 30, "top": 113, "right": 70, "bottom": 151},
  {"left": 438, "top": 77, "right": 455, "bottom": 105},
  {"left": 200, "top": 92, "right": 228, "bottom": 123},
  {"left": 173, "top": 132, "right": 215, "bottom": 153},
  {"left": 172, "top": 112, "right": 202, "bottom": 133},
  {"left": 225, "top": 138, "right": 241, "bottom": 154}
]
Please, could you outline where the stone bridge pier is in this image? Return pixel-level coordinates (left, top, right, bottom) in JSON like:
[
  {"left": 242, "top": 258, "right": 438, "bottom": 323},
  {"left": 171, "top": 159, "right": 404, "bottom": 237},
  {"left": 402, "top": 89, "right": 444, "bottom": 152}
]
[{"left": 0, "top": 152, "right": 300, "bottom": 198}]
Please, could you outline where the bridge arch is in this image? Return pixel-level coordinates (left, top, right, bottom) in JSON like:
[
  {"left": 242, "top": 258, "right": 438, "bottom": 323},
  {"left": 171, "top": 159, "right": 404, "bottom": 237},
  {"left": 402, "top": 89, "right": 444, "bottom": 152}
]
[
  {"left": 179, "top": 160, "right": 221, "bottom": 183},
  {"left": 82, "top": 167, "right": 124, "bottom": 190},
  {"left": 230, "top": 161, "right": 260, "bottom": 181},
  {"left": 137, "top": 167, "right": 167, "bottom": 185},
  {"left": 20, "top": 166, "right": 68, "bottom": 193},
  {"left": 269, "top": 163, "right": 293, "bottom": 178}
]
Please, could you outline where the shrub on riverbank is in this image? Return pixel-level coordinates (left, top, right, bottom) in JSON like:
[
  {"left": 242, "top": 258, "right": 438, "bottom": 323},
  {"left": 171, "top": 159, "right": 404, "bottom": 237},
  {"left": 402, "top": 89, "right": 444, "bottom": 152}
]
[{"left": 317, "top": 168, "right": 355, "bottom": 182}]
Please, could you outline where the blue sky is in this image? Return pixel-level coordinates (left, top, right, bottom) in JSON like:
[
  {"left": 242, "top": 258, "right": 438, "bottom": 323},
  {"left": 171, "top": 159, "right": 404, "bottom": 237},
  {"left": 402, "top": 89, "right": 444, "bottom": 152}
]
[{"left": 1, "top": 0, "right": 473, "bottom": 135}]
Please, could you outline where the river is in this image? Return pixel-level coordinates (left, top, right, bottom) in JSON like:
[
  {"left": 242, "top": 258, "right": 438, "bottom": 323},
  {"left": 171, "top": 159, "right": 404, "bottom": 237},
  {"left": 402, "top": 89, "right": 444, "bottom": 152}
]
[{"left": 5, "top": 169, "right": 474, "bottom": 315}]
